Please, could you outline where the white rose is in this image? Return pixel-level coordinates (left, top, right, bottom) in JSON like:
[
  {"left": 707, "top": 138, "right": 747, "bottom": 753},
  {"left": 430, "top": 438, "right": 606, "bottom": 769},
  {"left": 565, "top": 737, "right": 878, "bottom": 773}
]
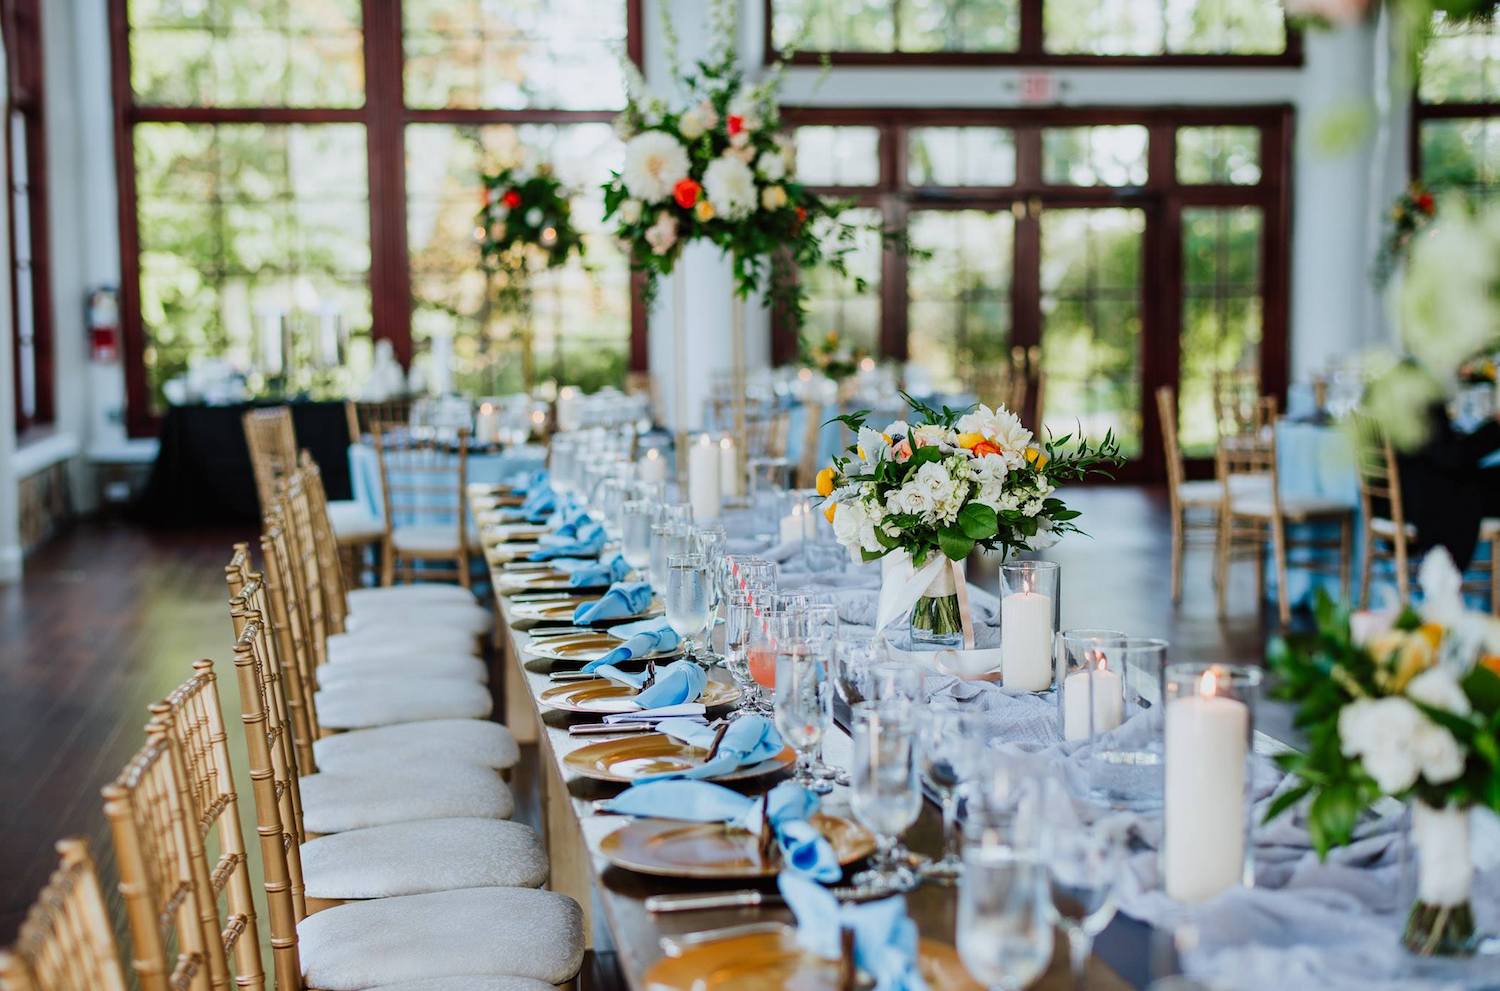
[
  {"left": 644, "top": 211, "right": 678, "bottom": 256},
  {"left": 678, "top": 106, "right": 708, "bottom": 141},
  {"left": 703, "top": 155, "right": 757, "bottom": 221},
  {"left": 756, "top": 150, "right": 786, "bottom": 181},
  {"left": 622, "top": 131, "right": 690, "bottom": 203},
  {"left": 956, "top": 404, "right": 1033, "bottom": 467},
  {"left": 830, "top": 500, "right": 882, "bottom": 559},
  {"left": 1406, "top": 667, "right": 1472, "bottom": 717},
  {"left": 1413, "top": 721, "right": 1467, "bottom": 784},
  {"left": 618, "top": 199, "right": 643, "bottom": 225},
  {"left": 1339, "top": 697, "right": 1423, "bottom": 794},
  {"left": 760, "top": 185, "right": 788, "bottom": 211}
]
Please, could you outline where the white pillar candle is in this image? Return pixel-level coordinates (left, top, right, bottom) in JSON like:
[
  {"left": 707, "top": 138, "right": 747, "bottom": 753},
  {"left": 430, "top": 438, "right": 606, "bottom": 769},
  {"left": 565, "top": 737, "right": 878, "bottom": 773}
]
[
  {"left": 638, "top": 448, "right": 667, "bottom": 485},
  {"left": 259, "top": 308, "right": 284, "bottom": 375},
  {"left": 429, "top": 331, "right": 454, "bottom": 395},
  {"left": 1062, "top": 657, "right": 1124, "bottom": 742},
  {"left": 719, "top": 436, "right": 741, "bottom": 498},
  {"left": 318, "top": 305, "right": 343, "bottom": 367},
  {"left": 474, "top": 403, "right": 500, "bottom": 444},
  {"left": 687, "top": 435, "right": 721, "bottom": 522},
  {"left": 556, "top": 386, "right": 580, "bottom": 432},
  {"left": 779, "top": 503, "right": 807, "bottom": 544},
  {"left": 1001, "top": 590, "right": 1053, "bottom": 692},
  {"left": 1164, "top": 671, "right": 1249, "bottom": 902}
]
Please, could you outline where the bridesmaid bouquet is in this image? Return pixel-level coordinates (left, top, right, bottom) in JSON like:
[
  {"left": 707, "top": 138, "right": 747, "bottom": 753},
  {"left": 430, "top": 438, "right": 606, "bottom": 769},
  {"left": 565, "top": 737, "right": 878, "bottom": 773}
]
[{"left": 1267, "top": 550, "right": 1500, "bottom": 956}]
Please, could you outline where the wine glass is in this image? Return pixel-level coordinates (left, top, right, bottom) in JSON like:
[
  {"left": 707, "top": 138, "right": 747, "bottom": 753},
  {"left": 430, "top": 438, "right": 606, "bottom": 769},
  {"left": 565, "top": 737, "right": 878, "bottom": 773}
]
[
  {"left": 650, "top": 522, "right": 691, "bottom": 590},
  {"left": 957, "top": 841, "right": 1054, "bottom": 991},
  {"left": 694, "top": 525, "right": 729, "bottom": 657},
  {"left": 1042, "top": 813, "right": 1123, "bottom": 991},
  {"left": 919, "top": 702, "right": 985, "bottom": 882},
  {"left": 870, "top": 662, "right": 925, "bottom": 704},
  {"left": 849, "top": 700, "right": 922, "bottom": 895},
  {"left": 620, "top": 499, "right": 653, "bottom": 577},
  {"left": 831, "top": 636, "right": 885, "bottom": 706},
  {"left": 657, "top": 501, "right": 694, "bottom": 527},
  {"left": 723, "top": 590, "right": 758, "bottom": 720},
  {"left": 665, "top": 553, "right": 712, "bottom": 661},
  {"left": 774, "top": 641, "right": 831, "bottom": 794},
  {"left": 801, "top": 602, "right": 844, "bottom": 785},
  {"left": 745, "top": 609, "right": 781, "bottom": 713}
]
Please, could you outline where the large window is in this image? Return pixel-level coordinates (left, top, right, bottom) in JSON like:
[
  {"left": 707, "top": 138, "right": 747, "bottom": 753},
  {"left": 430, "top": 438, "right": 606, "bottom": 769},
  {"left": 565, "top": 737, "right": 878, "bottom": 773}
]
[
  {"left": 4, "top": 0, "right": 52, "bottom": 433},
  {"left": 781, "top": 107, "right": 1290, "bottom": 476},
  {"left": 112, "top": 0, "right": 641, "bottom": 433},
  {"left": 1414, "top": 14, "right": 1500, "bottom": 198},
  {"left": 768, "top": 0, "right": 1294, "bottom": 64}
]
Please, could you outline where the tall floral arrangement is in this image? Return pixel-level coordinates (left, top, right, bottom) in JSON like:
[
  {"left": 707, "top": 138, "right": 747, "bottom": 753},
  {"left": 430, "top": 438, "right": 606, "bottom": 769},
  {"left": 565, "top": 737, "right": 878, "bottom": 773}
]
[
  {"left": 1373, "top": 181, "right": 1437, "bottom": 286},
  {"left": 801, "top": 330, "right": 868, "bottom": 383},
  {"left": 1266, "top": 551, "right": 1500, "bottom": 956},
  {"left": 602, "top": 0, "right": 872, "bottom": 324}
]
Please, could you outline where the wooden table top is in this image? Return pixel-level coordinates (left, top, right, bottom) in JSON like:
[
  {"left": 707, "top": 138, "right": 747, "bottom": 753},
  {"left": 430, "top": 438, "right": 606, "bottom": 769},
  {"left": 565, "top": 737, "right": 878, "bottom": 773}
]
[{"left": 477, "top": 530, "right": 1157, "bottom": 991}]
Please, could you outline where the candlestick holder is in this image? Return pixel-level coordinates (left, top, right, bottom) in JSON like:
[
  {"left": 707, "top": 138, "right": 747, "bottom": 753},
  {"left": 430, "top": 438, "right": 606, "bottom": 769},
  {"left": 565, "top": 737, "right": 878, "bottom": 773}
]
[
  {"left": 999, "top": 560, "right": 1059, "bottom": 693},
  {"left": 1162, "top": 662, "right": 1261, "bottom": 904}
]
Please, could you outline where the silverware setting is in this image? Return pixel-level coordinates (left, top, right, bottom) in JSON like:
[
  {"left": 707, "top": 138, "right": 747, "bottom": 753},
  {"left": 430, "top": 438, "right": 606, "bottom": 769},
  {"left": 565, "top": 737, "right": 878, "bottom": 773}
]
[
  {"left": 645, "top": 890, "right": 779, "bottom": 914},
  {"left": 658, "top": 922, "right": 791, "bottom": 957}
]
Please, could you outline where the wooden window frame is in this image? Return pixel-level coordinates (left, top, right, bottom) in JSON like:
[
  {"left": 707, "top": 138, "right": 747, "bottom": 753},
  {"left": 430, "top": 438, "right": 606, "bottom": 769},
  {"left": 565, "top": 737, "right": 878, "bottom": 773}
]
[
  {"left": 109, "top": 0, "right": 645, "bottom": 437},
  {"left": 3, "top": 0, "right": 55, "bottom": 434},
  {"left": 777, "top": 105, "right": 1293, "bottom": 482},
  {"left": 763, "top": 0, "right": 1302, "bottom": 67}
]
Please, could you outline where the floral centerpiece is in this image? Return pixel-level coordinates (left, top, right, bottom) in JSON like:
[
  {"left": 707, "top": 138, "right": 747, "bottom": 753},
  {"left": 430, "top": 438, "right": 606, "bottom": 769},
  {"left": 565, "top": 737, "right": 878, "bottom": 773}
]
[
  {"left": 602, "top": 0, "right": 873, "bottom": 322},
  {"left": 801, "top": 330, "right": 868, "bottom": 384},
  {"left": 813, "top": 394, "right": 1122, "bottom": 644},
  {"left": 1266, "top": 550, "right": 1500, "bottom": 956},
  {"left": 1374, "top": 182, "right": 1437, "bottom": 287}
]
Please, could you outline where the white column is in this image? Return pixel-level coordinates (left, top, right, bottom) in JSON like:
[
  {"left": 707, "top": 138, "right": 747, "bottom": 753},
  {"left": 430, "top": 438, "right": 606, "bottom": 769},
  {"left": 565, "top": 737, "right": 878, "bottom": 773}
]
[{"left": 0, "top": 34, "right": 21, "bottom": 583}]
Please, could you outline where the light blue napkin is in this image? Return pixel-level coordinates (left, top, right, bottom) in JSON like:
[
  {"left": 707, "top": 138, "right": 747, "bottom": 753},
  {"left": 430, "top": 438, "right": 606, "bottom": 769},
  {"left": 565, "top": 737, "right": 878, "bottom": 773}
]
[
  {"left": 529, "top": 522, "right": 606, "bottom": 560},
  {"left": 630, "top": 658, "right": 708, "bottom": 709},
  {"left": 546, "top": 499, "right": 592, "bottom": 536},
  {"left": 509, "top": 469, "right": 548, "bottom": 495},
  {"left": 607, "top": 616, "right": 674, "bottom": 640},
  {"left": 520, "top": 485, "right": 558, "bottom": 522},
  {"left": 600, "top": 780, "right": 841, "bottom": 882},
  {"left": 573, "top": 581, "right": 654, "bottom": 623},
  {"left": 778, "top": 872, "right": 928, "bottom": 990},
  {"left": 581, "top": 624, "right": 681, "bottom": 670},
  {"left": 636, "top": 715, "right": 784, "bottom": 782},
  {"left": 557, "top": 554, "right": 630, "bottom": 588}
]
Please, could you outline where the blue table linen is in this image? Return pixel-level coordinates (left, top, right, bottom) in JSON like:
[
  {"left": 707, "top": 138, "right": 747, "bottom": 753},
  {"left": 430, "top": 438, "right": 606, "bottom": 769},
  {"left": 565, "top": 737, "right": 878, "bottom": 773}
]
[{"left": 630, "top": 659, "right": 707, "bottom": 709}]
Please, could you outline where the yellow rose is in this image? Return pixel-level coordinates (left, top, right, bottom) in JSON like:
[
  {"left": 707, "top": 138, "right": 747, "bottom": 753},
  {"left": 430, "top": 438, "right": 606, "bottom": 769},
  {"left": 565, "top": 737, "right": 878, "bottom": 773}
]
[
  {"left": 1024, "top": 446, "right": 1049, "bottom": 469},
  {"left": 956, "top": 432, "right": 985, "bottom": 450},
  {"left": 760, "top": 185, "right": 788, "bottom": 210},
  {"left": 815, "top": 466, "right": 835, "bottom": 497},
  {"left": 824, "top": 503, "right": 837, "bottom": 524},
  {"left": 1368, "top": 629, "right": 1437, "bottom": 692},
  {"left": 694, "top": 199, "right": 716, "bottom": 222}
]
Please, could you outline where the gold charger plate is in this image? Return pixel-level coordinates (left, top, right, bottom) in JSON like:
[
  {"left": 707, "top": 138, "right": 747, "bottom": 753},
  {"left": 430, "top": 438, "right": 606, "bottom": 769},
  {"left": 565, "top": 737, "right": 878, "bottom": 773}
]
[
  {"left": 526, "top": 632, "right": 677, "bottom": 664},
  {"left": 564, "top": 733, "right": 795, "bottom": 783},
  {"left": 512, "top": 597, "right": 661, "bottom": 625},
  {"left": 484, "top": 542, "right": 543, "bottom": 564},
  {"left": 644, "top": 929, "right": 981, "bottom": 991},
  {"left": 538, "top": 677, "right": 739, "bottom": 714},
  {"left": 498, "top": 570, "right": 614, "bottom": 594},
  {"left": 599, "top": 814, "right": 875, "bottom": 880},
  {"left": 484, "top": 523, "right": 549, "bottom": 543}
]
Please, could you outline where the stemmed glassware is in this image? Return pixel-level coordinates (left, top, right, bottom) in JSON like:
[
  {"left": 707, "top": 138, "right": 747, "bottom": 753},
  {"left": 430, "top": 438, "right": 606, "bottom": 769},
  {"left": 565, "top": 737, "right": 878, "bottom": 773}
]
[
  {"left": 849, "top": 700, "right": 922, "bottom": 895},
  {"left": 665, "top": 553, "right": 713, "bottom": 661},
  {"left": 693, "top": 525, "right": 728, "bottom": 661},
  {"left": 649, "top": 522, "right": 691, "bottom": 589},
  {"left": 723, "top": 591, "right": 758, "bottom": 720},
  {"left": 774, "top": 640, "right": 832, "bottom": 794},
  {"left": 830, "top": 636, "right": 886, "bottom": 707},
  {"left": 801, "top": 602, "right": 845, "bottom": 786},
  {"left": 1041, "top": 813, "right": 1123, "bottom": 991},
  {"left": 620, "top": 499, "right": 653, "bottom": 578},
  {"left": 919, "top": 702, "right": 985, "bottom": 882},
  {"left": 957, "top": 833, "right": 1054, "bottom": 991}
]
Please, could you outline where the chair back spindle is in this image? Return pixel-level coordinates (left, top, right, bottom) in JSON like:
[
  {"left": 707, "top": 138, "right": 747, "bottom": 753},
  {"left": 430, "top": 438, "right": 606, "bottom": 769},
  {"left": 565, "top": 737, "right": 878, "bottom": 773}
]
[
  {"left": 0, "top": 840, "right": 129, "bottom": 991},
  {"left": 242, "top": 408, "right": 298, "bottom": 515}
]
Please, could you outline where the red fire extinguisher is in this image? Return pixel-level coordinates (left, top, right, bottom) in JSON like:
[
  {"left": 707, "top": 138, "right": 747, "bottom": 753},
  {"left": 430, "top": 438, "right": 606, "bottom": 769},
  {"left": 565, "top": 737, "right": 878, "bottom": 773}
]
[{"left": 89, "top": 286, "right": 120, "bottom": 363}]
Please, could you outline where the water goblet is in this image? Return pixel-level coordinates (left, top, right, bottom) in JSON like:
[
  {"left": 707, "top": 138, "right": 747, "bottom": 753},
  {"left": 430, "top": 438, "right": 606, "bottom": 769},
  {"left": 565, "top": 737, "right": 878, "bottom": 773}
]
[
  {"left": 919, "top": 702, "right": 986, "bottom": 882},
  {"left": 1042, "top": 812, "right": 1123, "bottom": 991},
  {"left": 723, "top": 591, "right": 758, "bottom": 720},
  {"left": 849, "top": 700, "right": 922, "bottom": 895},
  {"left": 774, "top": 642, "right": 832, "bottom": 794},
  {"left": 620, "top": 500, "right": 653, "bottom": 577},
  {"left": 649, "top": 522, "right": 691, "bottom": 590},
  {"left": 957, "top": 838, "right": 1053, "bottom": 991},
  {"left": 831, "top": 636, "right": 885, "bottom": 706},
  {"left": 665, "top": 553, "right": 712, "bottom": 661}
]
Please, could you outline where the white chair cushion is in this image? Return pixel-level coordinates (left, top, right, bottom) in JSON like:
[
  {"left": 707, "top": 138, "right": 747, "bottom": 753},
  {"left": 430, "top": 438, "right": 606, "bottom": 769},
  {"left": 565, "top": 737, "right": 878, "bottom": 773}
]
[
  {"left": 393, "top": 524, "right": 483, "bottom": 555},
  {"left": 1176, "top": 479, "right": 1223, "bottom": 506},
  {"left": 347, "top": 601, "right": 492, "bottom": 637},
  {"left": 297, "top": 887, "right": 584, "bottom": 989},
  {"left": 367, "top": 979, "right": 556, "bottom": 991},
  {"left": 313, "top": 719, "right": 519, "bottom": 774},
  {"left": 348, "top": 584, "right": 477, "bottom": 614},
  {"left": 1231, "top": 494, "right": 1351, "bottom": 520},
  {"left": 299, "top": 765, "right": 513, "bottom": 834},
  {"left": 300, "top": 818, "right": 547, "bottom": 900},
  {"left": 314, "top": 678, "right": 492, "bottom": 730},
  {"left": 327, "top": 629, "right": 480, "bottom": 665},
  {"left": 316, "top": 653, "right": 487, "bottom": 686},
  {"left": 1370, "top": 516, "right": 1417, "bottom": 539},
  {"left": 327, "top": 500, "right": 386, "bottom": 543}
]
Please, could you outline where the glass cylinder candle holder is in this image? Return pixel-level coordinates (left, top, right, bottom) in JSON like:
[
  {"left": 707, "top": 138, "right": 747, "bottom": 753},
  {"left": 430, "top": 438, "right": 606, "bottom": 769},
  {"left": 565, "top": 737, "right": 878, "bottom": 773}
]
[
  {"left": 1162, "top": 662, "right": 1261, "bottom": 903},
  {"left": 748, "top": 457, "right": 794, "bottom": 541},
  {"left": 999, "top": 561, "right": 1060, "bottom": 693},
  {"left": 1056, "top": 629, "right": 1128, "bottom": 743},
  {"left": 1086, "top": 637, "right": 1168, "bottom": 810}
]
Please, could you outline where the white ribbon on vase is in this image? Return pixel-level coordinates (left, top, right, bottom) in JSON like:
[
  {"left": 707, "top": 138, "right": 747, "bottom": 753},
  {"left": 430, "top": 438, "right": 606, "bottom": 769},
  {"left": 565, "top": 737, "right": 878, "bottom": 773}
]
[{"left": 875, "top": 551, "right": 975, "bottom": 650}]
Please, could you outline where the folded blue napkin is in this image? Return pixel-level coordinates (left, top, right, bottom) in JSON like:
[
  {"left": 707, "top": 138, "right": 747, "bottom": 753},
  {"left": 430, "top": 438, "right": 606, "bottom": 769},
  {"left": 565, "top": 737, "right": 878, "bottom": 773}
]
[
  {"left": 601, "top": 780, "right": 840, "bottom": 882},
  {"left": 508, "top": 469, "right": 548, "bottom": 495},
  {"left": 636, "top": 715, "right": 784, "bottom": 782},
  {"left": 631, "top": 658, "right": 707, "bottom": 709},
  {"left": 528, "top": 522, "right": 606, "bottom": 560},
  {"left": 778, "top": 872, "right": 928, "bottom": 990},
  {"left": 581, "top": 624, "right": 681, "bottom": 670},
  {"left": 521, "top": 485, "right": 558, "bottom": 522},
  {"left": 557, "top": 553, "right": 630, "bottom": 588},
  {"left": 607, "top": 616, "right": 674, "bottom": 640},
  {"left": 573, "top": 581, "right": 654, "bottom": 623},
  {"left": 549, "top": 506, "right": 595, "bottom": 538}
]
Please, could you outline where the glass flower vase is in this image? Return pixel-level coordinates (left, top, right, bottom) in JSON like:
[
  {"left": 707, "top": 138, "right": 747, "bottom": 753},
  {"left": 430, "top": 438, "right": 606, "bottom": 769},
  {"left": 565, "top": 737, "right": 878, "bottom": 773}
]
[
  {"left": 909, "top": 565, "right": 963, "bottom": 648},
  {"left": 1402, "top": 801, "right": 1478, "bottom": 958}
]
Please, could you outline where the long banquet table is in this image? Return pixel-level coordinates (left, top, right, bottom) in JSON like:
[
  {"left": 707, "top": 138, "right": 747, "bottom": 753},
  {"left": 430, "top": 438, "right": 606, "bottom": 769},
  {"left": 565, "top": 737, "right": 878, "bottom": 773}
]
[{"left": 475, "top": 495, "right": 1151, "bottom": 990}]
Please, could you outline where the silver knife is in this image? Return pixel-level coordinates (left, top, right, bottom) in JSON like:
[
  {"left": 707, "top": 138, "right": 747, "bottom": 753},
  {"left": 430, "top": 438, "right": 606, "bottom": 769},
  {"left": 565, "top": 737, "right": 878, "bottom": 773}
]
[
  {"left": 659, "top": 923, "right": 791, "bottom": 957},
  {"left": 567, "top": 722, "right": 659, "bottom": 736},
  {"left": 646, "top": 891, "right": 779, "bottom": 914}
]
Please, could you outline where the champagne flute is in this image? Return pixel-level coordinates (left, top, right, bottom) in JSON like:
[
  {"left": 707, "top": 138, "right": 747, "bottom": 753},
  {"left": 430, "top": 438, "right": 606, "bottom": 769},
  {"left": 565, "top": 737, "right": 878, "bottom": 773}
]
[
  {"left": 723, "top": 591, "right": 757, "bottom": 720},
  {"left": 1043, "top": 815, "right": 1123, "bottom": 991},
  {"left": 694, "top": 525, "right": 729, "bottom": 659},
  {"left": 958, "top": 841, "right": 1054, "bottom": 991},
  {"left": 849, "top": 700, "right": 922, "bottom": 895},
  {"left": 665, "top": 553, "right": 712, "bottom": 661},
  {"left": 774, "top": 642, "right": 831, "bottom": 793}
]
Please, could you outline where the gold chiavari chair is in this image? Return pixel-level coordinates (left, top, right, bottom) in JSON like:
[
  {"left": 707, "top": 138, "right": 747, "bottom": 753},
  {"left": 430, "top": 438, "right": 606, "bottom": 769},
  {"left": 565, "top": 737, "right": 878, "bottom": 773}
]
[
  {"left": 1155, "top": 385, "right": 1223, "bottom": 604},
  {"left": 795, "top": 398, "right": 824, "bottom": 489},
  {"left": 371, "top": 422, "right": 477, "bottom": 587},
  {"left": 150, "top": 666, "right": 265, "bottom": 991},
  {"left": 101, "top": 735, "right": 212, "bottom": 991},
  {"left": 348, "top": 397, "right": 415, "bottom": 441},
  {"left": 1216, "top": 404, "right": 1353, "bottom": 624},
  {"left": 1213, "top": 368, "right": 1267, "bottom": 439},
  {"left": 0, "top": 839, "right": 129, "bottom": 991},
  {"left": 226, "top": 620, "right": 582, "bottom": 991},
  {"left": 243, "top": 406, "right": 298, "bottom": 515}
]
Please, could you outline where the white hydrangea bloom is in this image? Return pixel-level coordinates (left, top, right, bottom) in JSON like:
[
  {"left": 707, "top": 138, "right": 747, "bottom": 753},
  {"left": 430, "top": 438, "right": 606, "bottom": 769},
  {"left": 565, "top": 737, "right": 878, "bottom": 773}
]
[
  {"left": 703, "top": 155, "right": 757, "bottom": 220},
  {"left": 1339, "top": 697, "right": 1424, "bottom": 794},
  {"left": 622, "top": 131, "right": 690, "bottom": 202}
]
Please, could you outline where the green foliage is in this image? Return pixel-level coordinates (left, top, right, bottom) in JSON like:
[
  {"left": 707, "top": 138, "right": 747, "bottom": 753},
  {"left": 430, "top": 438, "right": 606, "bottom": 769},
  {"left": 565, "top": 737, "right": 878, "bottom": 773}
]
[{"left": 477, "top": 165, "right": 586, "bottom": 315}]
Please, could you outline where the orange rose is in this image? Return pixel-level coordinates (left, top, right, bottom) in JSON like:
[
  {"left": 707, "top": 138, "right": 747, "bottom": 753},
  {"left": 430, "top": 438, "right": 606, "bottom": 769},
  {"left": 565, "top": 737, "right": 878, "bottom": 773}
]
[
  {"left": 972, "top": 440, "right": 1002, "bottom": 458},
  {"left": 956, "top": 432, "right": 985, "bottom": 450},
  {"left": 1481, "top": 655, "right": 1500, "bottom": 676}
]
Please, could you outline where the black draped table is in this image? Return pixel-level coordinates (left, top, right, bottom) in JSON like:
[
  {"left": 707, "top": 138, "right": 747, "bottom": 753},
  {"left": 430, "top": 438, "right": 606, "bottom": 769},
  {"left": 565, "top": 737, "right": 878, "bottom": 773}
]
[{"left": 137, "top": 400, "right": 355, "bottom": 527}]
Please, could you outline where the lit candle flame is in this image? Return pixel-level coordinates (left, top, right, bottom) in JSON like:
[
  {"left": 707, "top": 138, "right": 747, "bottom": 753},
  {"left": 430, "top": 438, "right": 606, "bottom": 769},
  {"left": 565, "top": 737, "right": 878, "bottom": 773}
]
[
  {"left": 1200, "top": 668, "right": 1219, "bottom": 697},
  {"left": 1095, "top": 655, "right": 1108, "bottom": 673}
]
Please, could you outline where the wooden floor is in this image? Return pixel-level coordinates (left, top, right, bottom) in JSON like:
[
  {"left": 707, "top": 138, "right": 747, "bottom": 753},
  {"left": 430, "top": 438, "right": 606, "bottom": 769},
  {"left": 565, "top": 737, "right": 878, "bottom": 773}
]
[{"left": 0, "top": 486, "right": 1273, "bottom": 946}]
